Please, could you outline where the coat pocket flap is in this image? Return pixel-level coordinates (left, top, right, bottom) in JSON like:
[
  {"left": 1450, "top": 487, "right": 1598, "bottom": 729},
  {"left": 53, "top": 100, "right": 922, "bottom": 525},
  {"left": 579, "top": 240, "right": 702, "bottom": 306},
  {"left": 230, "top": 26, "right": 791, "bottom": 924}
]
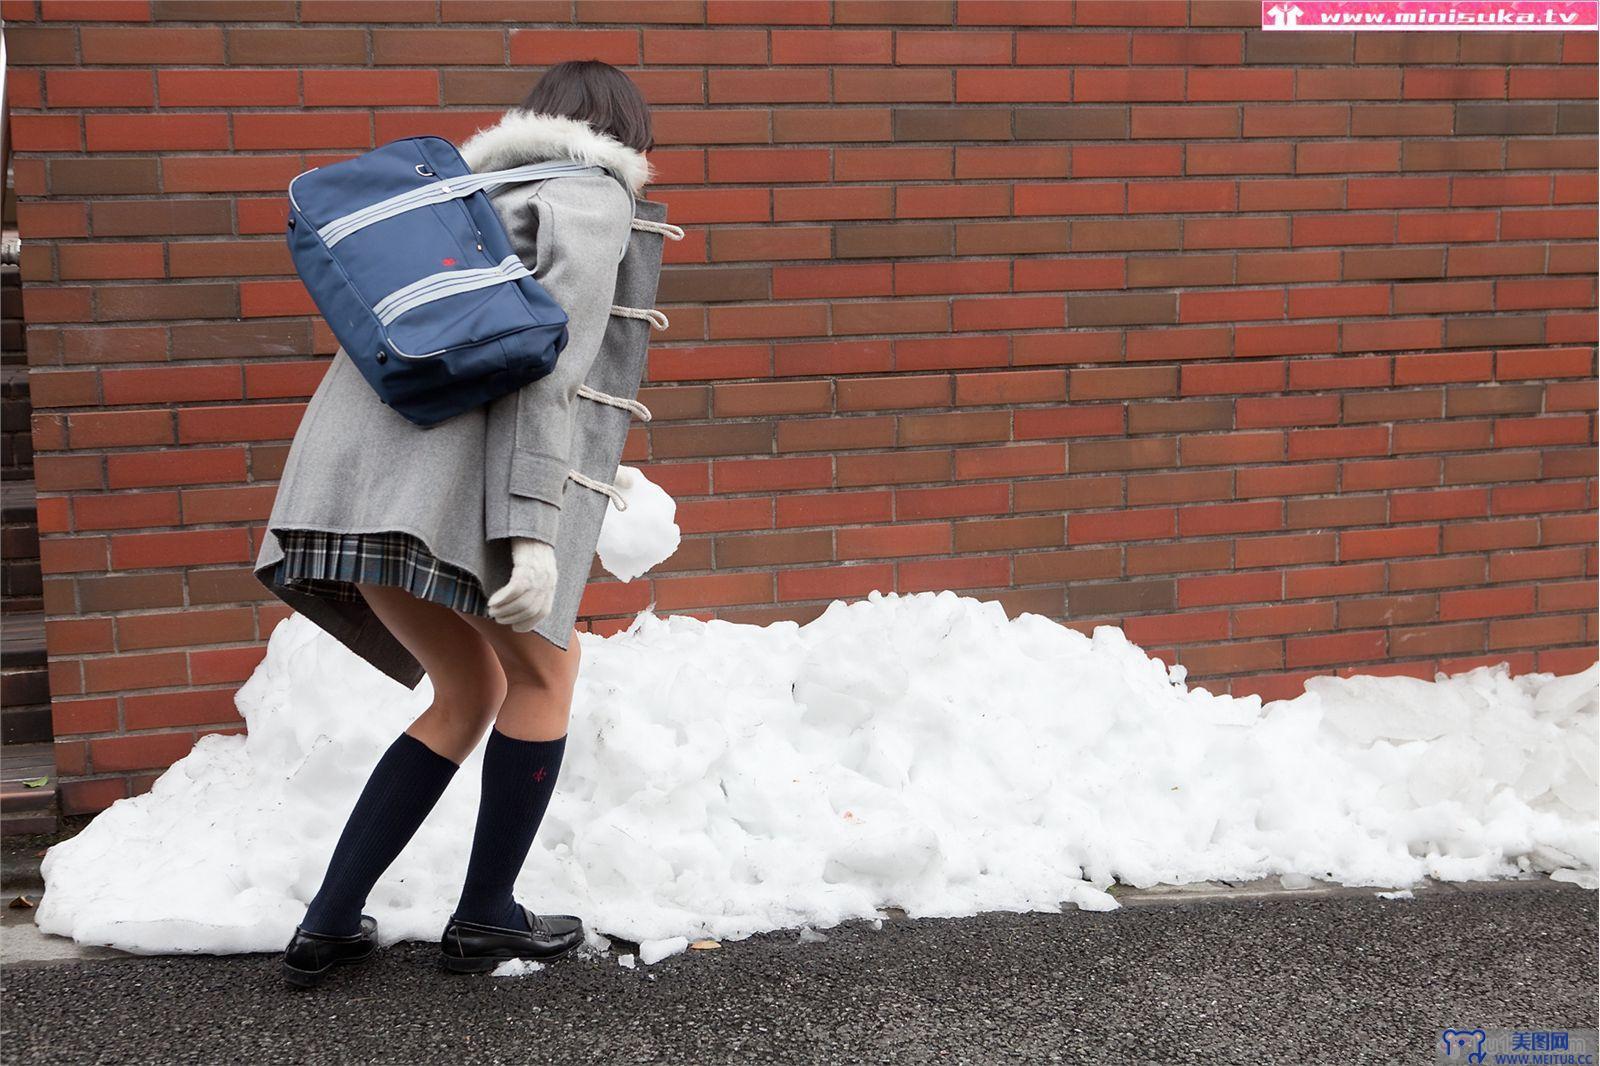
[{"left": 508, "top": 450, "right": 568, "bottom": 505}]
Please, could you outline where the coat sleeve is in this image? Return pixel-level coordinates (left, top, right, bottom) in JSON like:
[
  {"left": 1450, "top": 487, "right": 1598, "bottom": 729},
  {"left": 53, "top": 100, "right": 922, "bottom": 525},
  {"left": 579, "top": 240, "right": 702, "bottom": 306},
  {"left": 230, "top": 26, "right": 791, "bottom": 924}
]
[{"left": 485, "top": 173, "right": 633, "bottom": 547}]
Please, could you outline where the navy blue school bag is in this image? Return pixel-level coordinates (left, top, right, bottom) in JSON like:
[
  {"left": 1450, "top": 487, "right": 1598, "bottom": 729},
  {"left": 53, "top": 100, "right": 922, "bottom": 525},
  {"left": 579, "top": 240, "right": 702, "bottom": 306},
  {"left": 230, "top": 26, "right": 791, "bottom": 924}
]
[{"left": 286, "top": 135, "right": 632, "bottom": 429}]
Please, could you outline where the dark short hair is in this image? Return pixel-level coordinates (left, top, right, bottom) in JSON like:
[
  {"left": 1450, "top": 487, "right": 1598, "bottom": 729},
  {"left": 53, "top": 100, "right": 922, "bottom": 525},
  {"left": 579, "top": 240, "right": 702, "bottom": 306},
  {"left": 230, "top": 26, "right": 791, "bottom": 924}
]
[{"left": 520, "top": 60, "right": 654, "bottom": 154}]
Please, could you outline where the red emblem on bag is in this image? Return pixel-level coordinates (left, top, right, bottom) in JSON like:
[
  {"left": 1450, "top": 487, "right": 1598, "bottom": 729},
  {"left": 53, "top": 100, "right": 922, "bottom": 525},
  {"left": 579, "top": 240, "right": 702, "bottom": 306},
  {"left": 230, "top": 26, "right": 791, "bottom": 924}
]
[{"left": 441, "top": 257, "right": 457, "bottom": 266}]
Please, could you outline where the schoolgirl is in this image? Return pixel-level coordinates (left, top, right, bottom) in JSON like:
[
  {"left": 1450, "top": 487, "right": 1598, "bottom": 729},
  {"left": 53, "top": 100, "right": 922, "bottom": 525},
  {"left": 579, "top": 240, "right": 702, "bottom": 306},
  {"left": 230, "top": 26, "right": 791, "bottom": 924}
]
[{"left": 252, "top": 60, "right": 677, "bottom": 985}]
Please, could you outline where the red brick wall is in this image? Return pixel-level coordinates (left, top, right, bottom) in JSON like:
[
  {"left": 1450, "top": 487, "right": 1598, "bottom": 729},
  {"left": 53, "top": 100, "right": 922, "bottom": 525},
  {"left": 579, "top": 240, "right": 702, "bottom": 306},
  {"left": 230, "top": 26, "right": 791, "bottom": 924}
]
[{"left": 5, "top": 0, "right": 1596, "bottom": 814}]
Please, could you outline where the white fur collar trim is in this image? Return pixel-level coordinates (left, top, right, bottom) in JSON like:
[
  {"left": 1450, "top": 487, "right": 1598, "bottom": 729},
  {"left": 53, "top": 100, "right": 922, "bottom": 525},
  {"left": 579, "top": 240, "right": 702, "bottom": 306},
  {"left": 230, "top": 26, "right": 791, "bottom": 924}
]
[{"left": 457, "top": 110, "right": 653, "bottom": 195}]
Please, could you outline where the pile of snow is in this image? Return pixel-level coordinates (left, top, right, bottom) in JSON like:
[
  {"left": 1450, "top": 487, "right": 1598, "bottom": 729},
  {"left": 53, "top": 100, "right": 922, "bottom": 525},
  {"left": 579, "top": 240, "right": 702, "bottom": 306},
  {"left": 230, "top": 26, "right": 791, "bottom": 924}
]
[{"left": 36, "top": 591, "right": 1598, "bottom": 961}]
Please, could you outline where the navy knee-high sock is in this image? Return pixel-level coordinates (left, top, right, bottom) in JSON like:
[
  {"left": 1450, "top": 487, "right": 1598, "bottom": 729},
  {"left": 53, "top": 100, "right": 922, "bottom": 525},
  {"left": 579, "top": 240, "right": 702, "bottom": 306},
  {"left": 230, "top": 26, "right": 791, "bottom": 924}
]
[
  {"left": 453, "top": 728, "right": 567, "bottom": 930},
  {"left": 300, "top": 731, "right": 459, "bottom": 936}
]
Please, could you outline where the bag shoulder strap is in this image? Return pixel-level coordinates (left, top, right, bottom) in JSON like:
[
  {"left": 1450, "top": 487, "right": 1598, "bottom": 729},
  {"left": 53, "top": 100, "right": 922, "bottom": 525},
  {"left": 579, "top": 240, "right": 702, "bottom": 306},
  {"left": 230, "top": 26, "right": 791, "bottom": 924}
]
[{"left": 475, "top": 159, "right": 636, "bottom": 263}]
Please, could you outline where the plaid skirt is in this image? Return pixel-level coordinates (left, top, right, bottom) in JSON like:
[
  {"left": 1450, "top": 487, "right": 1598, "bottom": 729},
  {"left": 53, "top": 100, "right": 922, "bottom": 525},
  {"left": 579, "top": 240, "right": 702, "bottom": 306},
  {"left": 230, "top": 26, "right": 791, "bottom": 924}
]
[{"left": 266, "top": 528, "right": 490, "bottom": 617}]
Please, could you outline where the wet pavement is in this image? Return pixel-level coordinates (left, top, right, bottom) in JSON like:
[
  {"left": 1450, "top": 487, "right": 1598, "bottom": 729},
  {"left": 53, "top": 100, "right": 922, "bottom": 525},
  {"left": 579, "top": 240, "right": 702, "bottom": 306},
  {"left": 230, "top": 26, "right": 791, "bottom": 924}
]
[{"left": 2, "top": 878, "right": 1595, "bottom": 1064}]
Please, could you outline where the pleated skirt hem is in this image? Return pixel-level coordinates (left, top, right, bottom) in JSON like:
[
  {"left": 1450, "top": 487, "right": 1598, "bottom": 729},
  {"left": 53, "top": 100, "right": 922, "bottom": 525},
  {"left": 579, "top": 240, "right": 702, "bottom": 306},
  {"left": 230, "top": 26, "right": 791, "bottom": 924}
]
[{"left": 264, "top": 528, "right": 491, "bottom": 617}]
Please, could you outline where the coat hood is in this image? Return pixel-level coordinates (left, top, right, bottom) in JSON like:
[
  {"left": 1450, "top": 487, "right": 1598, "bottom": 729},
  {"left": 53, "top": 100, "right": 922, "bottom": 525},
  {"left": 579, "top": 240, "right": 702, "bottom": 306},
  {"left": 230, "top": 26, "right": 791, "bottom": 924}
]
[{"left": 457, "top": 109, "right": 654, "bottom": 195}]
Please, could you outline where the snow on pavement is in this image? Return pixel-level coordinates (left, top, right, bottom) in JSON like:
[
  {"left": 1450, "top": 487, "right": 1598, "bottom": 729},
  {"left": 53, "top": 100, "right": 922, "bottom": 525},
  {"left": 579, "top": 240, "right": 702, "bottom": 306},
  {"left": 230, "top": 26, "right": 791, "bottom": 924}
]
[{"left": 36, "top": 590, "right": 1599, "bottom": 962}]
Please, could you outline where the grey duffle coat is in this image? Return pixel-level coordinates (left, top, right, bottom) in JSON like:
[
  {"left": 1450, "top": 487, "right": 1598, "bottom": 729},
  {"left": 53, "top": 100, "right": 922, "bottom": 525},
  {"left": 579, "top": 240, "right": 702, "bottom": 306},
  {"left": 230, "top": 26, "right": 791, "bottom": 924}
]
[{"left": 253, "top": 110, "right": 675, "bottom": 689}]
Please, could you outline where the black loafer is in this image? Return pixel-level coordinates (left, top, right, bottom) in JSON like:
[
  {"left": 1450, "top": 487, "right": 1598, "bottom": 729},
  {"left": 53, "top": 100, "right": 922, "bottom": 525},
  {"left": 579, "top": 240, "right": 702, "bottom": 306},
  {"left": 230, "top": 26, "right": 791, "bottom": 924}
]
[
  {"left": 439, "top": 904, "right": 584, "bottom": 973},
  {"left": 281, "top": 914, "right": 378, "bottom": 988}
]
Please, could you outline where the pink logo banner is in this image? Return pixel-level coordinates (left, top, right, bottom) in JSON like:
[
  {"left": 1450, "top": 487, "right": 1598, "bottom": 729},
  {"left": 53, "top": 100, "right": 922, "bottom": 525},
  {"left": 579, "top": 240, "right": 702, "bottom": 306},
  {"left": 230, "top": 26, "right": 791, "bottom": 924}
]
[{"left": 1262, "top": 0, "right": 1599, "bottom": 29}]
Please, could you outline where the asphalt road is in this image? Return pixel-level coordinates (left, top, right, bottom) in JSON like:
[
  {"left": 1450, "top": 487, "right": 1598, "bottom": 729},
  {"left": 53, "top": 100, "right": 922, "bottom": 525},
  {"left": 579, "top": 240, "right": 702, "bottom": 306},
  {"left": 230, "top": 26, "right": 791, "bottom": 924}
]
[{"left": 2, "top": 884, "right": 1595, "bottom": 1065}]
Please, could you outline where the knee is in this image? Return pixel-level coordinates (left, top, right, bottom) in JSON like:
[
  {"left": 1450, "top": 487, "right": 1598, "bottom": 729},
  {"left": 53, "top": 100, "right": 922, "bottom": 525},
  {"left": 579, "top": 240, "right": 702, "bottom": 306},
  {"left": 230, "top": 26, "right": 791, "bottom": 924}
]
[{"left": 426, "top": 663, "right": 507, "bottom": 733}]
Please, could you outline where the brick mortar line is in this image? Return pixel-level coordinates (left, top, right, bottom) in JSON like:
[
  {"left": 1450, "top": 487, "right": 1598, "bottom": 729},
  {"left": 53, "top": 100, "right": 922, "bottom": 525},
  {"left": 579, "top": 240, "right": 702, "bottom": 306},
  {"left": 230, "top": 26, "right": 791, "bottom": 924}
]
[
  {"left": 36, "top": 569, "right": 1600, "bottom": 603},
  {"left": 19, "top": 354, "right": 1600, "bottom": 382},
  {"left": 26, "top": 444, "right": 1599, "bottom": 475},
  {"left": 29, "top": 252, "right": 1567, "bottom": 267},
  {"left": 25, "top": 396, "right": 1600, "bottom": 416},
  {"left": 5, "top": 53, "right": 1591, "bottom": 66},
  {"left": 33, "top": 506, "right": 1600, "bottom": 547},
  {"left": 20, "top": 279, "right": 1600, "bottom": 299},
  {"left": 31, "top": 507, "right": 1600, "bottom": 538},
  {"left": 12, "top": 122, "right": 1597, "bottom": 134},
  {"left": 22, "top": 397, "right": 1598, "bottom": 420},
  {"left": 17, "top": 360, "right": 1597, "bottom": 379},
  {"left": 61, "top": 517, "right": 1574, "bottom": 537},
  {"left": 41, "top": 557, "right": 1600, "bottom": 593},
  {"left": 24, "top": 377, "right": 1598, "bottom": 398},
  {"left": 21, "top": 336, "right": 1598, "bottom": 353},
  {"left": 39, "top": 596, "right": 1599, "bottom": 629}
]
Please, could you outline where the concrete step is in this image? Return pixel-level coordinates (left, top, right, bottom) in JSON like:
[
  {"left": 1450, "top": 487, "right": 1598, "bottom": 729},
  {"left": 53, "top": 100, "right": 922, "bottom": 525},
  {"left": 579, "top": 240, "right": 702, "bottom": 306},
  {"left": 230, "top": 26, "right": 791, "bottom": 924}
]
[
  {"left": 0, "top": 362, "right": 28, "bottom": 397},
  {"left": 1, "top": 705, "right": 51, "bottom": 746},
  {"left": 0, "top": 274, "right": 18, "bottom": 308},
  {"left": 0, "top": 476, "right": 35, "bottom": 524},
  {"left": 1, "top": 742, "right": 57, "bottom": 836},
  {"left": 0, "top": 812, "right": 57, "bottom": 837},
  {"left": 1, "top": 606, "right": 51, "bottom": 747},
  {"left": 1, "top": 608, "right": 45, "bottom": 668}
]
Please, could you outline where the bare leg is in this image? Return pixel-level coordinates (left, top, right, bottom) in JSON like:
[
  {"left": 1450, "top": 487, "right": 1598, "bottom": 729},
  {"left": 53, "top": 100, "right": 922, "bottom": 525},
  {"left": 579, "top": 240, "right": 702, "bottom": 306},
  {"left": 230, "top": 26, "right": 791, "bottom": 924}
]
[
  {"left": 355, "top": 582, "right": 508, "bottom": 762},
  {"left": 451, "top": 615, "right": 583, "bottom": 742},
  {"left": 291, "top": 583, "right": 508, "bottom": 941}
]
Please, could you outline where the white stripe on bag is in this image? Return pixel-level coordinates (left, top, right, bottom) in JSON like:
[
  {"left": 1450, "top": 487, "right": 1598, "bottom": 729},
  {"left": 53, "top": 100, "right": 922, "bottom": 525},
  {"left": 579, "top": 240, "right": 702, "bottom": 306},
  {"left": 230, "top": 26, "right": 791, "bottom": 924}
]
[
  {"left": 373, "top": 255, "right": 524, "bottom": 320},
  {"left": 319, "top": 161, "right": 605, "bottom": 247},
  {"left": 375, "top": 257, "right": 534, "bottom": 326}
]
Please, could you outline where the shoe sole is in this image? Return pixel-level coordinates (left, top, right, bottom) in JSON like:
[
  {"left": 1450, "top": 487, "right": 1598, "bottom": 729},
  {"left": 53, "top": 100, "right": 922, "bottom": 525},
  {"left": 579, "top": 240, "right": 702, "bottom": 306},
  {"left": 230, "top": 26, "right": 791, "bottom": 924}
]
[
  {"left": 281, "top": 947, "right": 376, "bottom": 989},
  {"left": 439, "top": 936, "right": 581, "bottom": 975}
]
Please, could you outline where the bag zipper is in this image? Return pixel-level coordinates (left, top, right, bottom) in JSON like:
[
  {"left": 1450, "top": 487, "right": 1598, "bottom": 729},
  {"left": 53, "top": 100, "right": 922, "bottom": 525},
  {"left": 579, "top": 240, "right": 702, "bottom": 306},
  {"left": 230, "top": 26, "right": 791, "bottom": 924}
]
[{"left": 408, "top": 141, "right": 489, "bottom": 266}]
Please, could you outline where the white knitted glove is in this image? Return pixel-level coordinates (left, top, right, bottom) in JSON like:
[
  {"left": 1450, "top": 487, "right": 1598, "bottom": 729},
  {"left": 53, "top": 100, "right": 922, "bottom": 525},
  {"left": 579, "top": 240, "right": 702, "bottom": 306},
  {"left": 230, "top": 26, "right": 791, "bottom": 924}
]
[{"left": 488, "top": 537, "right": 558, "bottom": 632}]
